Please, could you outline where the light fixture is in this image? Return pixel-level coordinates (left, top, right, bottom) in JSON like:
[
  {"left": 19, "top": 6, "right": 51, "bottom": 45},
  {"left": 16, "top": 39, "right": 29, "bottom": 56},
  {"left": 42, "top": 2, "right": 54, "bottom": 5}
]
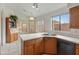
[
  {"left": 32, "top": 3, "right": 39, "bottom": 9},
  {"left": 30, "top": 16, "right": 34, "bottom": 20}
]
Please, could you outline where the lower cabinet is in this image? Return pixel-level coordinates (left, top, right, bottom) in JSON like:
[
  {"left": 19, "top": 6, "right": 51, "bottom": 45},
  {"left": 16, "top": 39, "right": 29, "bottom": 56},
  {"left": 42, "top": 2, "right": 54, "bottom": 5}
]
[
  {"left": 22, "top": 37, "right": 57, "bottom": 55},
  {"left": 25, "top": 45, "right": 34, "bottom": 55},
  {"left": 23, "top": 39, "right": 35, "bottom": 55},
  {"left": 34, "top": 38, "right": 44, "bottom": 55},
  {"left": 75, "top": 44, "right": 79, "bottom": 55},
  {"left": 23, "top": 37, "right": 79, "bottom": 55},
  {"left": 44, "top": 37, "right": 57, "bottom": 54},
  {"left": 7, "top": 32, "right": 18, "bottom": 43},
  {"left": 23, "top": 38, "right": 44, "bottom": 55}
]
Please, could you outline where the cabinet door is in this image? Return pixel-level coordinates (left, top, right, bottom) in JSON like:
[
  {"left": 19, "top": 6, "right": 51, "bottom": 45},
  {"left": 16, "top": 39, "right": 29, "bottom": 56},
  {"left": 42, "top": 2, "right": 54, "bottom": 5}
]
[
  {"left": 34, "top": 38, "right": 44, "bottom": 55},
  {"left": 76, "top": 44, "right": 79, "bottom": 55},
  {"left": 44, "top": 37, "right": 57, "bottom": 54},
  {"left": 24, "top": 40, "right": 35, "bottom": 55},
  {"left": 70, "top": 6, "right": 79, "bottom": 28},
  {"left": 25, "top": 45, "right": 34, "bottom": 55},
  {"left": 6, "top": 17, "right": 11, "bottom": 43},
  {"left": 14, "top": 33, "right": 18, "bottom": 41},
  {"left": 10, "top": 33, "right": 15, "bottom": 42}
]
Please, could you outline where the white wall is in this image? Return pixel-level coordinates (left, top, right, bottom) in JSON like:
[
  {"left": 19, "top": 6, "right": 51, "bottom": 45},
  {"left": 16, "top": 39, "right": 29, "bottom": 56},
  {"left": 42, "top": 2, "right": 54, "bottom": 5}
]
[
  {"left": 68, "top": 3, "right": 79, "bottom": 8},
  {"left": 0, "top": 8, "right": 1, "bottom": 54}
]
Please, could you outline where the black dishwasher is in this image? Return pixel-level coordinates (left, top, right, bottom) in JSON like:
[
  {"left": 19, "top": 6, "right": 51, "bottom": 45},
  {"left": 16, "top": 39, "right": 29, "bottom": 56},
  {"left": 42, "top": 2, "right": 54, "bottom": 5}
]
[{"left": 57, "top": 39, "right": 75, "bottom": 55}]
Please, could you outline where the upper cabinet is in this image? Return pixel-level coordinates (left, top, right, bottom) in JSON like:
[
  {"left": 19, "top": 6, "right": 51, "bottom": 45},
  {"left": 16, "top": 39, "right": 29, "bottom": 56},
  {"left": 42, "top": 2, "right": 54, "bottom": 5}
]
[{"left": 70, "top": 6, "right": 79, "bottom": 29}]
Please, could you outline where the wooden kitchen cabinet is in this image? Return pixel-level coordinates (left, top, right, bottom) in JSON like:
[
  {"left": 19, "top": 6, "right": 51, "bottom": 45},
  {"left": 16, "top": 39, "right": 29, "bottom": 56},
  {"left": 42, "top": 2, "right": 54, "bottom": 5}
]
[
  {"left": 23, "top": 37, "right": 57, "bottom": 55},
  {"left": 6, "top": 17, "right": 18, "bottom": 43},
  {"left": 75, "top": 44, "right": 79, "bottom": 55},
  {"left": 23, "top": 38, "right": 44, "bottom": 55},
  {"left": 23, "top": 40, "right": 35, "bottom": 55},
  {"left": 70, "top": 6, "right": 79, "bottom": 28},
  {"left": 23, "top": 36, "right": 79, "bottom": 55},
  {"left": 34, "top": 38, "right": 44, "bottom": 55},
  {"left": 25, "top": 45, "right": 34, "bottom": 55},
  {"left": 44, "top": 37, "right": 57, "bottom": 54},
  {"left": 14, "top": 33, "right": 18, "bottom": 40},
  {"left": 10, "top": 33, "right": 18, "bottom": 42}
]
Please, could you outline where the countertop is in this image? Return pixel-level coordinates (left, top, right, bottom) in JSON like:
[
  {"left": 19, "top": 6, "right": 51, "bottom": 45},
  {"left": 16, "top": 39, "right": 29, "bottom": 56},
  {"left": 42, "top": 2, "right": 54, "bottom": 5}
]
[{"left": 20, "top": 33, "right": 79, "bottom": 44}]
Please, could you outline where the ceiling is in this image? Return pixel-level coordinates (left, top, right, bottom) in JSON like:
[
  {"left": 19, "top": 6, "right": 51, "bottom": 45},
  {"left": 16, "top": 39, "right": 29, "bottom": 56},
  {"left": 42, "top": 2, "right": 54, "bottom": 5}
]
[{"left": 1, "top": 3, "right": 67, "bottom": 17}]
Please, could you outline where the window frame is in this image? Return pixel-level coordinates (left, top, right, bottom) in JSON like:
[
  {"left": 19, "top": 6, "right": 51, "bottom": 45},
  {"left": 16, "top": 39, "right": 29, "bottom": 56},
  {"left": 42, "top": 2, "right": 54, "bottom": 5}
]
[
  {"left": 52, "top": 13, "right": 70, "bottom": 31},
  {"left": 52, "top": 15, "right": 61, "bottom": 30}
]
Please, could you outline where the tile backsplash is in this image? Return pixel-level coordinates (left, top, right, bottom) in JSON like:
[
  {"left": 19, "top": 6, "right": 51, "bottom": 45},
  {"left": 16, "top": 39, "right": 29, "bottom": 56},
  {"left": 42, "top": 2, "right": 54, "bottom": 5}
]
[
  {"left": 70, "top": 29, "right": 79, "bottom": 35},
  {"left": 50, "top": 29, "right": 79, "bottom": 38}
]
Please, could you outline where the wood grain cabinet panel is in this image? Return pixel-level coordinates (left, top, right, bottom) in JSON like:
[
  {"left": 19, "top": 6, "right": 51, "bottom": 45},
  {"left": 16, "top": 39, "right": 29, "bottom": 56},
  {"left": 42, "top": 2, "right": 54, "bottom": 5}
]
[
  {"left": 14, "top": 33, "right": 18, "bottom": 40},
  {"left": 10, "top": 33, "right": 15, "bottom": 42},
  {"left": 23, "top": 37, "right": 57, "bottom": 55},
  {"left": 23, "top": 38, "right": 44, "bottom": 55},
  {"left": 23, "top": 40, "right": 35, "bottom": 55},
  {"left": 6, "top": 17, "right": 11, "bottom": 43},
  {"left": 6, "top": 17, "right": 18, "bottom": 43},
  {"left": 70, "top": 6, "right": 79, "bottom": 28},
  {"left": 44, "top": 37, "right": 57, "bottom": 54},
  {"left": 10, "top": 33, "right": 18, "bottom": 42},
  {"left": 25, "top": 45, "right": 34, "bottom": 55},
  {"left": 75, "top": 44, "right": 79, "bottom": 55},
  {"left": 22, "top": 37, "right": 79, "bottom": 55},
  {"left": 34, "top": 38, "right": 44, "bottom": 55}
]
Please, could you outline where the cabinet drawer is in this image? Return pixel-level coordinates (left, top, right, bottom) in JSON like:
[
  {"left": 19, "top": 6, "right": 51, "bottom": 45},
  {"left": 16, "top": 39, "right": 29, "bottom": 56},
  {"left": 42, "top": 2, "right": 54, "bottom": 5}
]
[{"left": 44, "top": 37, "right": 57, "bottom": 54}]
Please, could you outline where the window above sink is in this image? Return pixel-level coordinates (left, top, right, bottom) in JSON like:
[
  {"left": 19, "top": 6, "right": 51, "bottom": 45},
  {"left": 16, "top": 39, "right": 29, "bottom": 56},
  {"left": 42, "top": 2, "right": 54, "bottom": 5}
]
[{"left": 52, "top": 13, "right": 70, "bottom": 31}]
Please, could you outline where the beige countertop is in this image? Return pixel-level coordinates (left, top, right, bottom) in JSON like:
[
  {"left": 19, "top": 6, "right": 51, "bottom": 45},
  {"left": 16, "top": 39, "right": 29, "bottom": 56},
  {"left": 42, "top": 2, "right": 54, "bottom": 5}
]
[
  {"left": 20, "top": 33, "right": 79, "bottom": 44},
  {"left": 56, "top": 35, "right": 79, "bottom": 44}
]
